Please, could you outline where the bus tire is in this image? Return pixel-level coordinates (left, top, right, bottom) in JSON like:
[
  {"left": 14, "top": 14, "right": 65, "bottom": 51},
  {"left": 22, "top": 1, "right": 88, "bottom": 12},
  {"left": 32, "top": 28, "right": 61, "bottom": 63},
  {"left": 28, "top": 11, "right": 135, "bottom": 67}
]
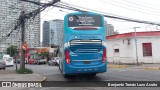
[
  {"left": 90, "top": 73, "right": 96, "bottom": 77},
  {"left": 64, "top": 74, "right": 70, "bottom": 78},
  {"left": 59, "top": 61, "right": 63, "bottom": 73}
]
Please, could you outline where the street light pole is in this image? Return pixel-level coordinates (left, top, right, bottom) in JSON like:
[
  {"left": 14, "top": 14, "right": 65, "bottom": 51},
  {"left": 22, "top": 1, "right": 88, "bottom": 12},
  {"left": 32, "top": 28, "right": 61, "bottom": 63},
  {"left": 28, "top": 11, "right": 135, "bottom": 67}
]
[{"left": 134, "top": 27, "right": 140, "bottom": 65}]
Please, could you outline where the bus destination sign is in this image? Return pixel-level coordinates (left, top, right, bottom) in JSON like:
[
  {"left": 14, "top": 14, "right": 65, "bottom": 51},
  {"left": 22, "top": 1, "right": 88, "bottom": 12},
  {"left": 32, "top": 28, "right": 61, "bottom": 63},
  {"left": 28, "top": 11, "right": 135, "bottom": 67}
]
[{"left": 68, "top": 14, "right": 102, "bottom": 27}]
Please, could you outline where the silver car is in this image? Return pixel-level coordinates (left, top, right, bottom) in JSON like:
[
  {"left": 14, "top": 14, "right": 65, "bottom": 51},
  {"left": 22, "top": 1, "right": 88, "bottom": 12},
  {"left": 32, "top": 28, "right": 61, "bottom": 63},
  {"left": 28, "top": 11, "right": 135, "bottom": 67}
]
[
  {"left": 0, "top": 59, "right": 6, "bottom": 70},
  {"left": 48, "top": 57, "right": 60, "bottom": 66}
]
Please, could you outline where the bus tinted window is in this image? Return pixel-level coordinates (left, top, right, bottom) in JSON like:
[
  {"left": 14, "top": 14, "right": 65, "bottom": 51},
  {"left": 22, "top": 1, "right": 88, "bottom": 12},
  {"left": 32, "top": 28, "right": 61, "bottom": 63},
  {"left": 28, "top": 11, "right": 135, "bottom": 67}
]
[{"left": 68, "top": 14, "right": 102, "bottom": 27}]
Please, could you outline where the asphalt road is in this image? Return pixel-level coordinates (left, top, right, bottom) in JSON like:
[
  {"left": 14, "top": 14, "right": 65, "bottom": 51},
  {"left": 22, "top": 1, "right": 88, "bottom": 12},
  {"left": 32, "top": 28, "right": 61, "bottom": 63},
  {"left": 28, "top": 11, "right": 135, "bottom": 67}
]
[
  {"left": 7, "top": 64, "right": 160, "bottom": 90},
  {"left": 21, "top": 64, "right": 160, "bottom": 81}
]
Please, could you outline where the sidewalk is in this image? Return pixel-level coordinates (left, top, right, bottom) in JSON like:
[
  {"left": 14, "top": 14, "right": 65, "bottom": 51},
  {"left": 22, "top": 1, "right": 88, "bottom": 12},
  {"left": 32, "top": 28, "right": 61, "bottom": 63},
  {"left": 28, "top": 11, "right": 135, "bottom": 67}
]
[
  {"left": 0, "top": 70, "right": 46, "bottom": 82},
  {"left": 134, "top": 64, "right": 160, "bottom": 70},
  {"left": 108, "top": 63, "right": 160, "bottom": 70}
]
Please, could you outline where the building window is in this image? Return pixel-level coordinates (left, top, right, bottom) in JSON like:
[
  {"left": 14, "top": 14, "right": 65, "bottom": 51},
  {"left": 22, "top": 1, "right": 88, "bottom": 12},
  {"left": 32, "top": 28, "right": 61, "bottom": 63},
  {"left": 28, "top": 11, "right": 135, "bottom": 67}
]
[
  {"left": 114, "top": 49, "right": 119, "bottom": 53},
  {"left": 142, "top": 43, "right": 152, "bottom": 56}
]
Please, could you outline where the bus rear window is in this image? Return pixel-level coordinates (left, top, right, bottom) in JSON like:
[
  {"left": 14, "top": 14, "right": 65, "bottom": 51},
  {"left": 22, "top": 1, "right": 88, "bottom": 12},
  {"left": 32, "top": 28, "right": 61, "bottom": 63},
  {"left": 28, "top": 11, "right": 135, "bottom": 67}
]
[{"left": 68, "top": 14, "right": 102, "bottom": 29}]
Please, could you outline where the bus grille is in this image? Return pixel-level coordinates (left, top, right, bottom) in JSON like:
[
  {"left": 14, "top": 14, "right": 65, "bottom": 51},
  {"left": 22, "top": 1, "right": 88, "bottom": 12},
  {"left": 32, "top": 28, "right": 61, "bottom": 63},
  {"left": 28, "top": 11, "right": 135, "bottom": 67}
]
[{"left": 70, "top": 40, "right": 102, "bottom": 53}]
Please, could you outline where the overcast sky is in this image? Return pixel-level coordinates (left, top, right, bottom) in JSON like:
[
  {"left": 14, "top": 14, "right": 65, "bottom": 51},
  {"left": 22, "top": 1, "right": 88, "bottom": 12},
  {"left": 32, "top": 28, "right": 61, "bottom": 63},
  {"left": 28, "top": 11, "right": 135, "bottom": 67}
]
[{"left": 40, "top": 0, "right": 160, "bottom": 41}]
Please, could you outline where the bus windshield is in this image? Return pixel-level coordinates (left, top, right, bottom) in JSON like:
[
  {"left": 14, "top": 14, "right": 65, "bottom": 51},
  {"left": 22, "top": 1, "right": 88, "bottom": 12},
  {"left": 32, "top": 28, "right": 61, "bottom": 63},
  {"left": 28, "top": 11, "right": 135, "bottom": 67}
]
[{"left": 68, "top": 14, "right": 102, "bottom": 29}]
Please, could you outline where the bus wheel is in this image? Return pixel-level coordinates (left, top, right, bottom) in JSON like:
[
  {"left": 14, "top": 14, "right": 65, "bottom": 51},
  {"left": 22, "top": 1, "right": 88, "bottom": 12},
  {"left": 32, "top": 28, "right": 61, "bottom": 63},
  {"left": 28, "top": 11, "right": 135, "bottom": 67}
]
[
  {"left": 90, "top": 73, "right": 96, "bottom": 77},
  {"left": 64, "top": 74, "right": 70, "bottom": 78}
]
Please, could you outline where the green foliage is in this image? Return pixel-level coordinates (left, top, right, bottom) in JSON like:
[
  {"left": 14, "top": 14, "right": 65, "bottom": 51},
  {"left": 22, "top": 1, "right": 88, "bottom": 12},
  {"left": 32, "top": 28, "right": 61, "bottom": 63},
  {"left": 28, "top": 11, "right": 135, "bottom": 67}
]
[
  {"left": 7, "top": 45, "right": 18, "bottom": 58},
  {"left": 54, "top": 53, "right": 57, "bottom": 57},
  {"left": 40, "top": 52, "right": 49, "bottom": 58},
  {"left": 16, "top": 68, "right": 33, "bottom": 74}
]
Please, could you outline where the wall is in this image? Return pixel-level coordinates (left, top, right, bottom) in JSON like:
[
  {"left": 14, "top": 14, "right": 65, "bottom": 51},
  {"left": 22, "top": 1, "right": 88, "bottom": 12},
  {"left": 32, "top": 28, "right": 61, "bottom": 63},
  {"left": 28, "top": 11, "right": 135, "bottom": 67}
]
[
  {"left": 106, "top": 38, "right": 134, "bottom": 64},
  {"left": 106, "top": 36, "right": 160, "bottom": 63},
  {"left": 134, "top": 36, "right": 160, "bottom": 63}
]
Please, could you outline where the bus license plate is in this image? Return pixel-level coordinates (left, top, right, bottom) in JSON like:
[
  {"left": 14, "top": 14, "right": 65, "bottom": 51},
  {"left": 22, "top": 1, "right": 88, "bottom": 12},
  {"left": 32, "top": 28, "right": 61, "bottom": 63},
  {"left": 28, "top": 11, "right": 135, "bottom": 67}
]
[{"left": 83, "top": 61, "right": 90, "bottom": 64}]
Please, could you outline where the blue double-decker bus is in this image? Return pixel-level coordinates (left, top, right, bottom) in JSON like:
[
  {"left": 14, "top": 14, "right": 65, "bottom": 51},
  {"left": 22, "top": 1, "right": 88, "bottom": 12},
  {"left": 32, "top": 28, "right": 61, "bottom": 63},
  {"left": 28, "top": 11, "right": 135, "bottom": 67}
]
[{"left": 58, "top": 11, "right": 107, "bottom": 78}]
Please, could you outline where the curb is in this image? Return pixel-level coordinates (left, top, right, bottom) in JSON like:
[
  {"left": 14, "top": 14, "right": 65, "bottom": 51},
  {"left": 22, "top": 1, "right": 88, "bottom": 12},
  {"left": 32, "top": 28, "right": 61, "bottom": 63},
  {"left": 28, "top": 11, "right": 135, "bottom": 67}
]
[
  {"left": 39, "top": 77, "right": 47, "bottom": 83},
  {"left": 142, "top": 67, "right": 160, "bottom": 70},
  {"left": 108, "top": 65, "right": 129, "bottom": 68},
  {"left": 35, "top": 74, "right": 47, "bottom": 83}
]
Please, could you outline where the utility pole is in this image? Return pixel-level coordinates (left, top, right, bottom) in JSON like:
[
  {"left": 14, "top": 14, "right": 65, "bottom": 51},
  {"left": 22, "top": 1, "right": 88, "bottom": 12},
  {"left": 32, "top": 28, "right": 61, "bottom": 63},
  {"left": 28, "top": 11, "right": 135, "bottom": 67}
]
[
  {"left": 18, "top": 0, "right": 60, "bottom": 69},
  {"left": 10, "top": 34, "right": 11, "bottom": 56},
  {"left": 20, "top": 3, "right": 26, "bottom": 69},
  {"left": 134, "top": 27, "right": 141, "bottom": 66}
]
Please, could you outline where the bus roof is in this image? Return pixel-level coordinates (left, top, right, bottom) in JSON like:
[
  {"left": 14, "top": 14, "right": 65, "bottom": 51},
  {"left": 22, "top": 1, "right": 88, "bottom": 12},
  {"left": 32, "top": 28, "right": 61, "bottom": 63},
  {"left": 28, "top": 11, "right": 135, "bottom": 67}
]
[{"left": 65, "top": 11, "right": 103, "bottom": 17}]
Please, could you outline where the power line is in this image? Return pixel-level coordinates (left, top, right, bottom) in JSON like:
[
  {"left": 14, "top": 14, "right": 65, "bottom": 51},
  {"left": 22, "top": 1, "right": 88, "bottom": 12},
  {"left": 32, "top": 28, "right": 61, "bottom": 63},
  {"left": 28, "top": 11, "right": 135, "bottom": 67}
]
[
  {"left": 0, "top": 14, "right": 23, "bottom": 42},
  {"left": 106, "top": 18, "right": 129, "bottom": 23},
  {"left": 16, "top": 0, "right": 60, "bottom": 69},
  {"left": 122, "top": 0, "right": 160, "bottom": 12},
  {"left": 3, "top": 0, "right": 160, "bottom": 43},
  {"left": 58, "top": 1, "right": 145, "bottom": 19},
  {"left": 0, "top": 19, "right": 17, "bottom": 32},
  {"left": 0, "top": 0, "right": 60, "bottom": 42},
  {"left": 42, "top": 9, "right": 66, "bottom": 16},
  {"left": 99, "top": 0, "right": 160, "bottom": 17},
  {"left": 20, "top": 0, "right": 45, "bottom": 6},
  {"left": 109, "top": 0, "right": 160, "bottom": 14},
  {"left": 57, "top": 2, "right": 160, "bottom": 26},
  {"left": 19, "top": 0, "right": 160, "bottom": 26},
  {"left": 41, "top": 7, "right": 53, "bottom": 20},
  {"left": 22, "top": 0, "right": 60, "bottom": 19},
  {"left": 54, "top": 3, "right": 84, "bottom": 12},
  {"left": 133, "top": 0, "right": 160, "bottom": 9}
]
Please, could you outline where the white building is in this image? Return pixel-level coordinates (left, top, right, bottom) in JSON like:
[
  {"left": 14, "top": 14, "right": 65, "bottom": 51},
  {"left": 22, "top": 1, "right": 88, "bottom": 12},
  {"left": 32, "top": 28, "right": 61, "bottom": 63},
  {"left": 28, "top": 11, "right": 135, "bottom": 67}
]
[
  {"left": 106, "top": 31, "right": 160, "bottom": 64},
  {"left": 0, "top": 0, "right": 40, "bottom": 53},
  {"left": 49, "top": 19, "right": 63, "bottom": 46}
]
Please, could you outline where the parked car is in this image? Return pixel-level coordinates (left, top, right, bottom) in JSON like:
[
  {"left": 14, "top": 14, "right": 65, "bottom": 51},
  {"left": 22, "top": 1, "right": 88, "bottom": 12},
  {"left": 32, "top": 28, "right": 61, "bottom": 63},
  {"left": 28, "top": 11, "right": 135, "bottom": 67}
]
[
  {"left": 28, "top": 58, "right": 35, "bottom": 64},
  {"left": 48, "top": 57, "right": 60, "bottom": 66},
  {"left": 4, "top": 57, "right": 14, "bottom": 67},
  {"left": 33, "top": 58, "right": 47, "bottom": 65},
  {"left": 3, "top": 55, "right": 14, "bottom": 67},
  {"left": 0, "top": 59, "right": 6, "bottom": 70}
]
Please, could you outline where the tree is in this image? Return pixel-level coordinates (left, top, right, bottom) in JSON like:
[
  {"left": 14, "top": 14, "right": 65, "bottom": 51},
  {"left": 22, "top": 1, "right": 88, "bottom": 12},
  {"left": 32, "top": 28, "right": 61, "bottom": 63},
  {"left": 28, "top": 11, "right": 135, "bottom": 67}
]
[
  {"left": 7, "top": 45, "right": 18, "bottom": 58},
  {"left": 39, "top": 52, "right": 49, "bottom": 59}
]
